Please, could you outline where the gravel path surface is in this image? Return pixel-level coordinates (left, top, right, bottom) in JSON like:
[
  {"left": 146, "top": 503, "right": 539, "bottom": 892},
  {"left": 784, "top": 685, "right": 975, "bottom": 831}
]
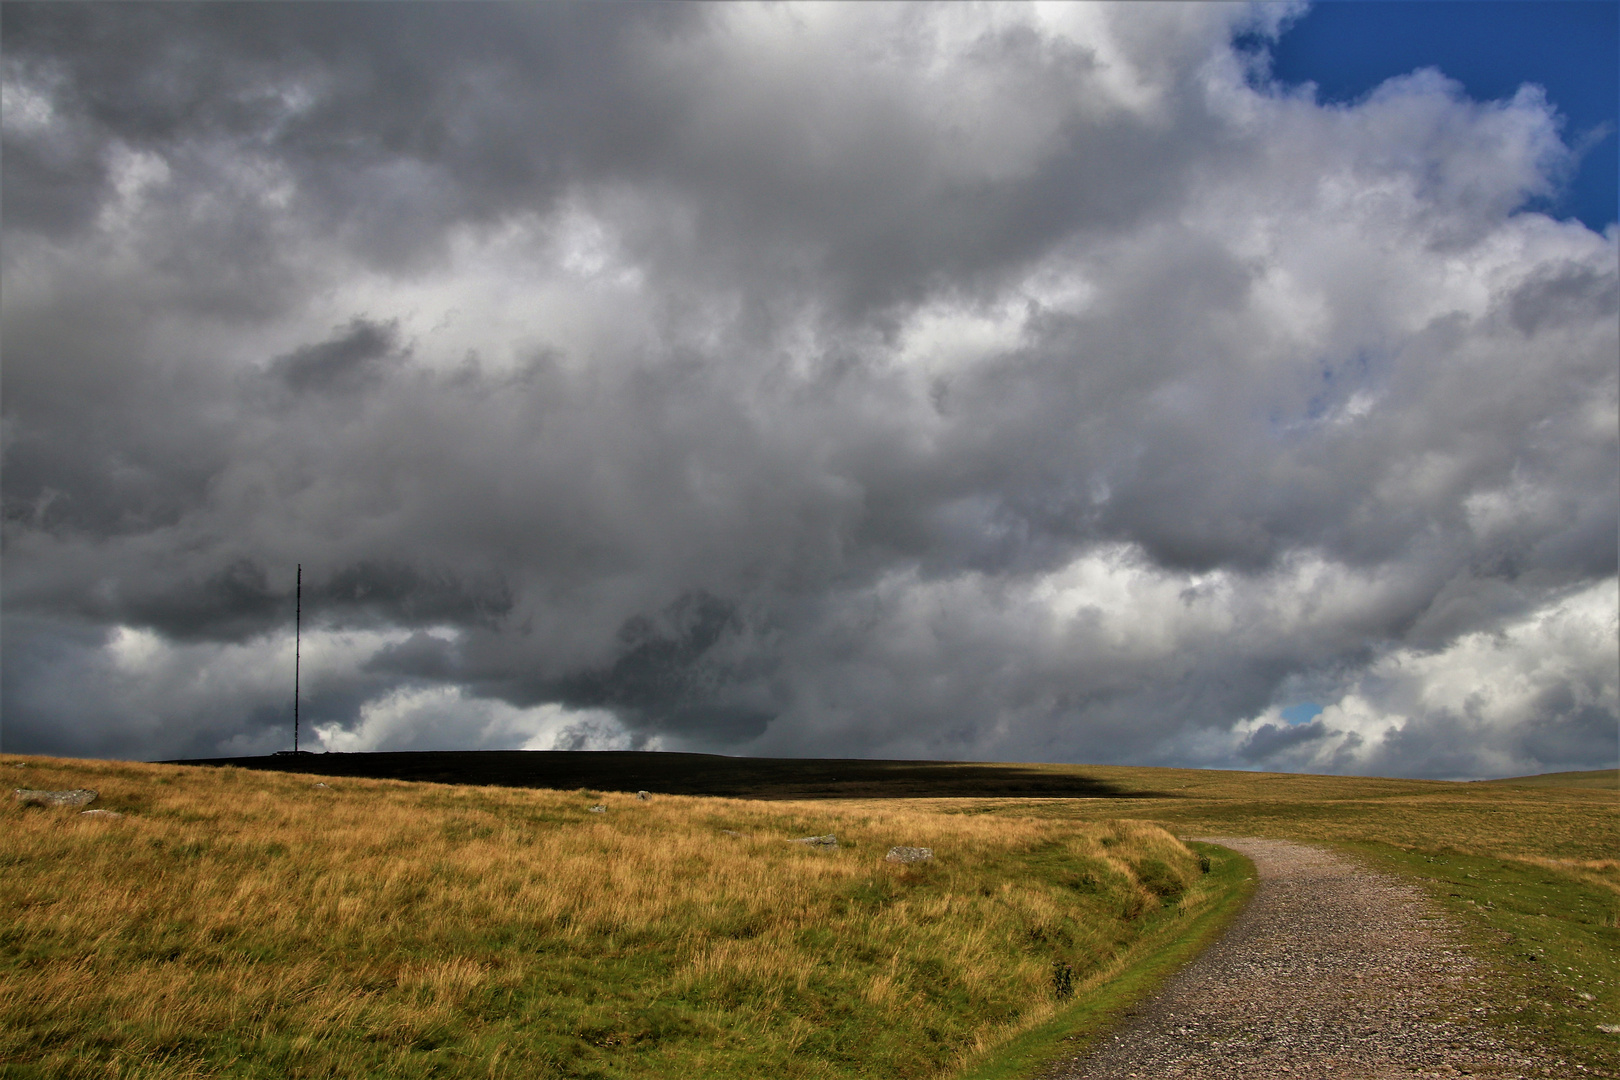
[{"left": 1046, "top": 838, "right": 1569, "bottom": 1080}]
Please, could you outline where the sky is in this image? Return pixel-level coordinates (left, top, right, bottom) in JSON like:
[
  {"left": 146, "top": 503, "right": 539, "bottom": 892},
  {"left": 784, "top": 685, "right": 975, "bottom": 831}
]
[
  {"left": 1266, "top": 1, "right": 1617, "bottom": 233},
  {"left": 2, "top": 1, "right": 1616, "bottom": 779}
]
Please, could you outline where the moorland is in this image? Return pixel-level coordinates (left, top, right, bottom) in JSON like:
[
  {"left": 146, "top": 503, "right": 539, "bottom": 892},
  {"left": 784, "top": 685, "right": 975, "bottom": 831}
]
[{"left": 2, "top": 752, "right": 1615, "bottom": 1079}]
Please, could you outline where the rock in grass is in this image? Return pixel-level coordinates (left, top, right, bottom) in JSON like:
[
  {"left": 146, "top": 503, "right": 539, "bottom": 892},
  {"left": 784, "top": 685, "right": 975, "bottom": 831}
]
[
  {"left": 14, "top": 788, "right": 98, "bottom": 808},
  {"left": 636, "top": 790, "right": 650, "bottom": 800},
  {"left": 80, "top": 809, "right": 124, "bottom": 819},
  {"left": 589, "top": 804, "right": 607, "bottom": 813},
  {"left": 791, "top": 834, "right": 837, "bottom": 848},
  {"left": 884, "top": 846, "right": 933, "bottom": 864}
]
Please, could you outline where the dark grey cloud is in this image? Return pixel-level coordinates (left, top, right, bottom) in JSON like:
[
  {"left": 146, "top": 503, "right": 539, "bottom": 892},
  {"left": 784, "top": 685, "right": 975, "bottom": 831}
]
[
  {"left": 3, "top": 2, "right": 1614, "bottom": 777},
  {"left": 1239, "top": 719, "right": 1332, "bottom": 763},
  {"left": 2, "top": 4, "right": 648, "bottom": 244},
  {"left": 272, "top": 318, "right": 400, "bottom": 394}
]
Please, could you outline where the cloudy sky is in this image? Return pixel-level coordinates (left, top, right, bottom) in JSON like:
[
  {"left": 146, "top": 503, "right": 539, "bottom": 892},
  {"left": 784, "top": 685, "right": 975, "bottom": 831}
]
[{"left": 3, "top": 2, "right": 1616, "bottom": 779}]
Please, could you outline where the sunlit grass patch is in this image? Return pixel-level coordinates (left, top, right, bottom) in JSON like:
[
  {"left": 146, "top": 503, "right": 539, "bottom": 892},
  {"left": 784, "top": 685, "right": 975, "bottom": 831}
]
[{"left": 1, "top": 756, "right": 1217, "bottom": 1079}]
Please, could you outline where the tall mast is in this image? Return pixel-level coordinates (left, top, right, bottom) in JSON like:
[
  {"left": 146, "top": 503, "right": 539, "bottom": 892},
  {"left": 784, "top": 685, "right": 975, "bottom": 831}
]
[{"left": 294, "top": 564, "right": 302, "bottom": 752}]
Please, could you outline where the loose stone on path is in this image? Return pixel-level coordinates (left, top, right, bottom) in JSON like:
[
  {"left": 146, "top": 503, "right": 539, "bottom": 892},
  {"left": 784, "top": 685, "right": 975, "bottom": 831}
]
[{"left": 1048, "top": 838, "right": 1568, "bottom": 1080}]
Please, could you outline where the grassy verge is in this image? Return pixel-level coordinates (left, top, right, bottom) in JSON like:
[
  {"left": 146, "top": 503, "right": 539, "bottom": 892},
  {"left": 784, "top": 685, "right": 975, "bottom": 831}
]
[
  {"left": 6, "top": 754, "right": 1611, "bottom": 1076},
  {"left": 956, "top": 766, "right": 1620, "bottom": 1075},
  {"left": 1351, "top": 844, "right": 1619, "bottom": 1076},
  {"left": 3, "top": 755, "right": 1217, "bottom": 1080},
  {"left": 950, "top": 841, "right": 1255, "bottom": 1080}
]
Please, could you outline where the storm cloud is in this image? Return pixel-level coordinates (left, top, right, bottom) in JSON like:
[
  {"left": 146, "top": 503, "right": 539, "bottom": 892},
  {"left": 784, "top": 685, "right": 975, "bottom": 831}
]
[{"left": 3, "top": 2, "right": 1615, "bottom": 777}]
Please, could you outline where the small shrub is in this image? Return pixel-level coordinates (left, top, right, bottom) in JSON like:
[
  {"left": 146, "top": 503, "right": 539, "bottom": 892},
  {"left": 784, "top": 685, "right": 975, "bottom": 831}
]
[{"left": 1051, "top": 960, "right": 1074, "bottom": 1000}]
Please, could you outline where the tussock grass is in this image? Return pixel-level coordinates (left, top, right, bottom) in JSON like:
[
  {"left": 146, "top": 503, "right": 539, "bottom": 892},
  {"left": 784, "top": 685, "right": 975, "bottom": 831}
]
[
  {"left": 1, "top": 756, "right": 1213, "bottom": 1079},
  {"left": 953, "top": 840, "right": 1254, "bottom": 1080}
]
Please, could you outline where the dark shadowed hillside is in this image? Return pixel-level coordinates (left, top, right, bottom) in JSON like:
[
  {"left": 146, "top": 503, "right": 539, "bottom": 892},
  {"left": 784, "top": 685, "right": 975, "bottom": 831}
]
[{"left": 168, "top": 750, "right": 1172, "bottom": 800}]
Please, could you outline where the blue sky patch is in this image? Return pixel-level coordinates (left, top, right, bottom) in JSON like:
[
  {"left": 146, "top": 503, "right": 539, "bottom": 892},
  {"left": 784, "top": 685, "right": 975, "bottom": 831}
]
[
  {"left": 1259, "top": 1, "right": 1618, "bottom": 232},
  {"left": 1281, "top": 702, "right": 1327, "bottom": 726}
]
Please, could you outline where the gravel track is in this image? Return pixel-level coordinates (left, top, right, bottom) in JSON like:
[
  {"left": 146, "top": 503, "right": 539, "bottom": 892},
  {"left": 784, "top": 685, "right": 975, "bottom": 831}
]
[{"left": 1046, "top": 838, "right": 1569, "bottom": 1080}]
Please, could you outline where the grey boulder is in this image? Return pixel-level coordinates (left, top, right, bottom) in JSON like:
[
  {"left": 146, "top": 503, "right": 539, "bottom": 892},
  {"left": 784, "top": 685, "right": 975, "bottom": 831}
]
[
  {"left": 14, "top": 788, "right": 98, "bottom": 808},
  {"left": 885, "top": 846, "right": 934, "bottom": 863}
]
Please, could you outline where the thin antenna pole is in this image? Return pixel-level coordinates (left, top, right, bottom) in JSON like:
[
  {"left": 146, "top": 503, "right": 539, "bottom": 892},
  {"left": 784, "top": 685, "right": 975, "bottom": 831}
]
[{"left": 294, "top": 564, "right": 302, "bottom": 753}]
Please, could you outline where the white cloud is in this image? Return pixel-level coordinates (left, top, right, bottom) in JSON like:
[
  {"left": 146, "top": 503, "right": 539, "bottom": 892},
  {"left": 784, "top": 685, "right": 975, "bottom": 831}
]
[
  {"left": 1227, "top": 579, "right": 1619, "bottom": 777},
  {"left": 314, "top": 686, "right": 632, "bottom": 754},
  {"left": 3, "top": 3, "right": 1613, "bottom": 777}
]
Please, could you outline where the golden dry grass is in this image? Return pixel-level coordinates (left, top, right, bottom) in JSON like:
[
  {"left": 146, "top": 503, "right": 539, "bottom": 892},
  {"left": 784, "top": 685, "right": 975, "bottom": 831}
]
[
  {"left": 936, "top": 763, "right": 1618, "bottom": 867},
  {"left": 1, "top": 756, "right": 1214, "bottom": 1080}
]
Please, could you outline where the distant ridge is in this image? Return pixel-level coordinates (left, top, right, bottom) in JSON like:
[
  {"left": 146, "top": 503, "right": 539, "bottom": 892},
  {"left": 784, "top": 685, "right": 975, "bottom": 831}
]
[
  {"left": 165, "top": 749, "right": 1173, "bottom": 800},
  {"left": 1473, "top": 768, "right": 1618, "bottom": 789}
]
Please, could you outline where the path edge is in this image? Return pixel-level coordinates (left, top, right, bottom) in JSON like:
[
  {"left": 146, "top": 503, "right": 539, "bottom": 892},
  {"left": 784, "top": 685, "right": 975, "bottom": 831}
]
[{"left": 949, "top": 840, "right": 1259, "bottom": 1080}]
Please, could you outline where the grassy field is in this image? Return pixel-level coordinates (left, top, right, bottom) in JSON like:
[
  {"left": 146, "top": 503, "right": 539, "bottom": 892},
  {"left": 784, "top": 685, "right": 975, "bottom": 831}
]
[
  {"left": 950, "top": 764, "right": 1620, "bottom": 1075},
  {"left": 4, "top": 753, "right": 1614, "bottom": 1078},
  {"left": 2, "top": 755, "right": 1227, "bottom": 1080}
]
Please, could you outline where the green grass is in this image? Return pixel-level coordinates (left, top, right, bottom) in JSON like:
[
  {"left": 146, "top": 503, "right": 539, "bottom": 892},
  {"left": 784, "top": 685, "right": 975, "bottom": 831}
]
[
  {"left": 0, "top": 755, "right": 1240, "bottom": 1080},
  {"left": 953, "top": 842, "right": 1256, "bottom": 1080},
  {"left": 1359, "top": 844, "right": 1620, "bottom": 1073}
]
